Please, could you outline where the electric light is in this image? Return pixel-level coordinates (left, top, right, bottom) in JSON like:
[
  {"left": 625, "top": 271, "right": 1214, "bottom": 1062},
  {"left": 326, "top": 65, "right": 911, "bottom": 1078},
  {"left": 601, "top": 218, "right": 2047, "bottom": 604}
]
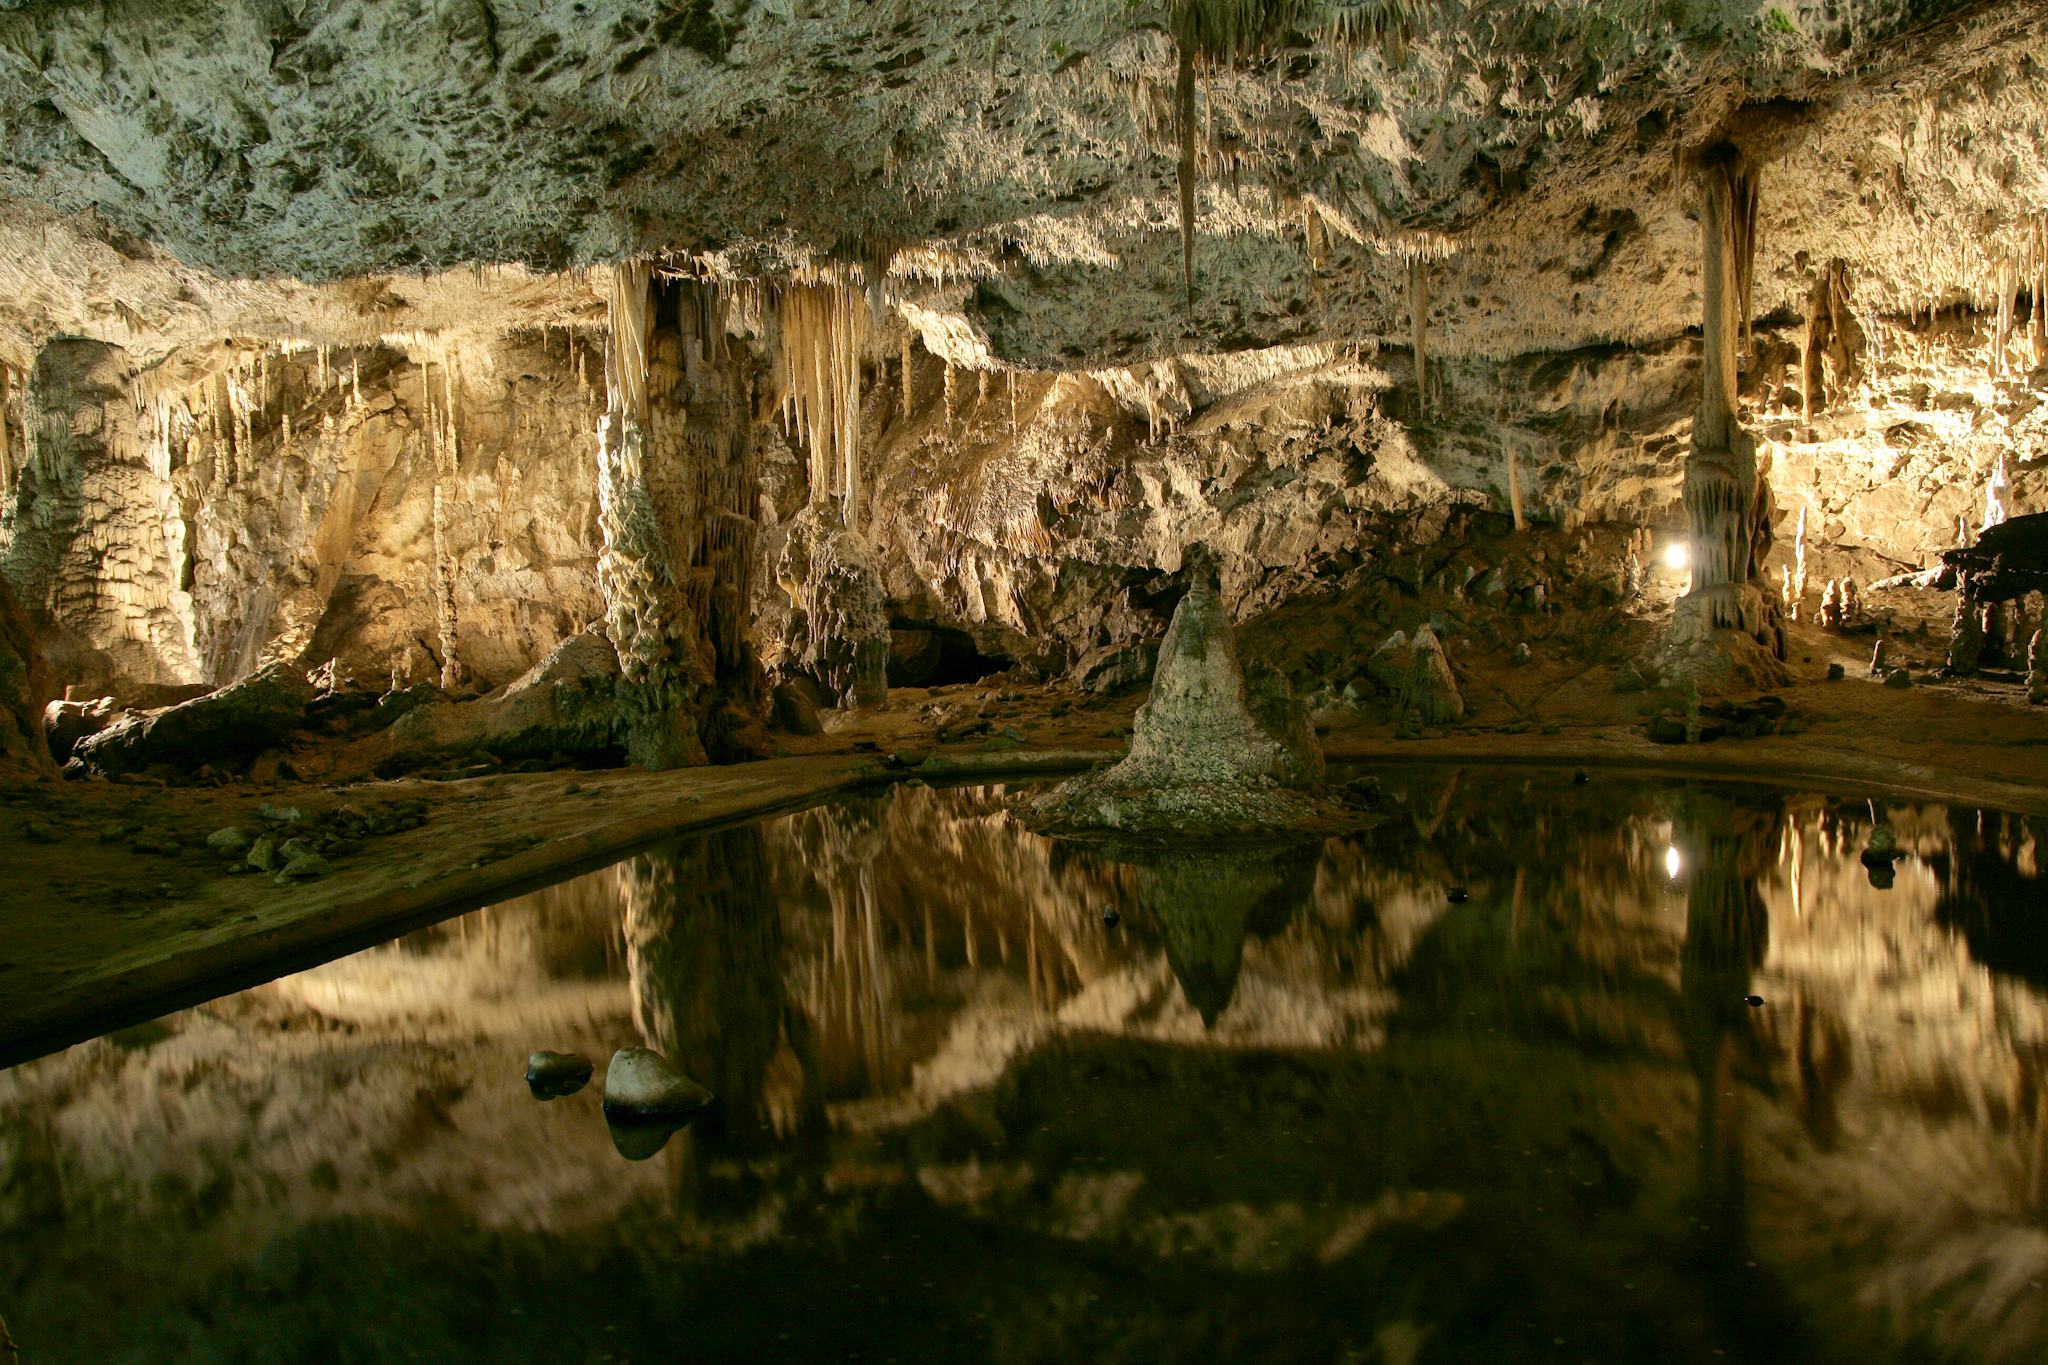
[
  {"left": 1665, "top": 846, "right": 1682, "bottom": 880},
  {"left": 1662, "top": 541, "right": 1689, "bottom": 572}
]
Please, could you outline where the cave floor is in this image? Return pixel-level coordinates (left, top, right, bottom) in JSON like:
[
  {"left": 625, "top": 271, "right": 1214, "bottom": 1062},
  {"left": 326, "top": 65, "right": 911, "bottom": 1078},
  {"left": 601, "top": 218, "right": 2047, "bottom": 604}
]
[{"left": 3, "top": 624, "right": 2045, "bottom": 1068}]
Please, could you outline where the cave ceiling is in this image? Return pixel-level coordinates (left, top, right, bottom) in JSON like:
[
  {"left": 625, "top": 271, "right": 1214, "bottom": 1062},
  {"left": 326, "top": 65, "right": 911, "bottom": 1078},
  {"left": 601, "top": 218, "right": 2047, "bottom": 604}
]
[{"left": 0, "top": 0, "right": 2041, "bottom": 371}]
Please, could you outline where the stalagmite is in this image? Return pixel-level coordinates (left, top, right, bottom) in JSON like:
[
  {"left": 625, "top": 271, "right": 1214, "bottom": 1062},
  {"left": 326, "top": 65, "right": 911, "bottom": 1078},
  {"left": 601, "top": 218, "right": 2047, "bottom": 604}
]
[
  {"left": 1791, "top": 506, "right": 1808, "bottom": 618},
  {"left": 1820, "top": 579, "right": 1842, "bottom": 629},
  {"left": 1947, "top": 571, "right": 1984, "bottom": 675},
  {"left": 2029, "top": 629, "right": 2046, "bottom": 705},
  {"left": 1983, "top": 454, "right": 2009, "bottom": 534}
]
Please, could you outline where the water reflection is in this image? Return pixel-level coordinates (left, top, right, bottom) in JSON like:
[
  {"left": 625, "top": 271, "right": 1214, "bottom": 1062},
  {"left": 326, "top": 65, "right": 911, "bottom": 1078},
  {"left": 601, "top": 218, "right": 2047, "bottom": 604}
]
[{"left": 0, "top": 774, "right": 2043, "bottom": 1363}]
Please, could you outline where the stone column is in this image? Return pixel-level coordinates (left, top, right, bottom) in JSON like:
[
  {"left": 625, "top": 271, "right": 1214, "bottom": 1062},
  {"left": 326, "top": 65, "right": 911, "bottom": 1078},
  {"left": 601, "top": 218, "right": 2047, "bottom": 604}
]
[
  {"left": 598, "top": 266, "right": 767, "bottom": 767},
  {"left": 1666, "top": 149, "right": 1785, "bottom": 688},
  {"left": 600, "top": 261, "right": 712, "bottom": 769}
]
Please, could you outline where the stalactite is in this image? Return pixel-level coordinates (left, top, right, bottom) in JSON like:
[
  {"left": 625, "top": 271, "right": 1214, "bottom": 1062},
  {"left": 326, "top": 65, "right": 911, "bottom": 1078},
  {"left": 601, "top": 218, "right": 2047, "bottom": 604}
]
[
  {"left": 902, "top": 333, "right": 914, "bottom": 420},
  {"left": 775, "top": 283, "right": 868, "bottom": 528},
  {"left": 1407, "top": 255, "right": 1428, "bottom": 418},
  {"left": 2033, "top": 215, "right": 2047, "bottom": 365},
  {"left": 1506, "top": 439, "right": 1525, "bottom": 531},
  {"left": 1947, "top": 572, "right": 1984, "bottom": 675},
  {"left": 0, "top": 365, "right": 11, "bottom": 505},
  {"left": 1994, "top": 257, "right": 2014, "bottom": 378}
]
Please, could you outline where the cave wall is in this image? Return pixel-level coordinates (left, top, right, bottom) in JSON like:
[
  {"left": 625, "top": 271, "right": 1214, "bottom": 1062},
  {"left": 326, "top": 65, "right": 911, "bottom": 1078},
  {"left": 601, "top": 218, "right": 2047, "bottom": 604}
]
[
  {"left": 3, "top": 299, "right": 2037, "bottom": 706},
  {"left": 839, "top": 306, "right": 2043, "bottom": 686},
  {"left": 0, "top": 332, "right": 609, "bottom": 699}
]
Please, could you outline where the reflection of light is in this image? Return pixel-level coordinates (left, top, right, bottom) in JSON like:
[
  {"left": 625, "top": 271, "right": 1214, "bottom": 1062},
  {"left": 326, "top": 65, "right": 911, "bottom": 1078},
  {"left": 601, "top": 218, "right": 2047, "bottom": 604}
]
[
  {"left": 1662, "top": 541, "right": 1690, "bottom": 572},
  {"left": 1665, "top": 845, "right": 1682, "bottom": 880}
]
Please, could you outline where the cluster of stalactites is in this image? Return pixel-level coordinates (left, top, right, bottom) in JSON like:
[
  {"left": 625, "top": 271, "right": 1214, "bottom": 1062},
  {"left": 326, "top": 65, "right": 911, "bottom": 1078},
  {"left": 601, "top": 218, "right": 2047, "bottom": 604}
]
[
  {"left": 128, "top": 342, "right": 365, "bottom": 497},
  {"left": 1990, "top": 215, "right": 2048, "bottom": 378},
  {"left": 1166, "top": 1, "right": 1424, "bottom": 304},
  {"left": 776, "top": 282, "right": 869, "bottom": 530}
]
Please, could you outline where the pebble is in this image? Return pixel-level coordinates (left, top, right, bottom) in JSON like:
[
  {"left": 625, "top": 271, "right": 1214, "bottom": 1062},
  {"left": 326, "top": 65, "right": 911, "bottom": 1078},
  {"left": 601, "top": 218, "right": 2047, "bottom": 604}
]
[
  {"left": 602, "top": 1047, "right": 713, "bottom": 1120},
  {"left": 1101, "top": 909, "right": 1120, "bottom": 927},
  {"left": 1447, "top": 887, "right": 1470, "bottom": 904},
  {"left": 526, "top": 1049, "right": 594, "bottom": 1100},
  {"left": 206, "top": 826, "right": 252, "bottom": 856}
]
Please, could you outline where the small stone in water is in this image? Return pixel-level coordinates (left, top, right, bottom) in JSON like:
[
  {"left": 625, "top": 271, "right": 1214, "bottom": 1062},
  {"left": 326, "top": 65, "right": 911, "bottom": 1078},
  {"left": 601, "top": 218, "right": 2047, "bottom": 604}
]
[
  {"left": 1745, "top": 995, "right": 1764, "bottom": 1008},
  {"left": 1572, "top": 770, "right": 1590, "bottom": 785},
  {"left": 1447, "top": 887, "right": 1469, "bottom": 904},
  {"left": 526, "top": 1049, "right": 594, "bottom": 1100},
  {"left": 603, "top": 1047, "right": 712, "bottom": 1121},
  {"left": 1101, "top": 909, "right": 1120, "bottom": 927}
]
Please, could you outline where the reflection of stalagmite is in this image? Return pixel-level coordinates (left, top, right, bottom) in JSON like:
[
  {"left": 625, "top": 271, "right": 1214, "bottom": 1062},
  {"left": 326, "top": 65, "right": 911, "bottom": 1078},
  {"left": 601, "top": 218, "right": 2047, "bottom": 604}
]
[{"left": 1116, "top": 841, "right": 1319, "bottom": 1027}]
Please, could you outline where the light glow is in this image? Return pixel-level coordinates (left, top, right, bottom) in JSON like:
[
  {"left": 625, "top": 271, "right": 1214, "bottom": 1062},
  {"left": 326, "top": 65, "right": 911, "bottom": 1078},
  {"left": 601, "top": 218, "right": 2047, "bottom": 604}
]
[
  {"left": 1664, "top": 846, "right": 1682, "bottom": 880},
  {"left": 1661, "top": 541, "right": 1690, "bottom": 572}
]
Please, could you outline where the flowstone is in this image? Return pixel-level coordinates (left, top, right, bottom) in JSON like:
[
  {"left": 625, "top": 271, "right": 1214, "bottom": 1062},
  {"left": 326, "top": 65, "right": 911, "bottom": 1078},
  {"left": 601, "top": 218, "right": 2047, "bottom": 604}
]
[{"left": 1019, "top": 552, "right": 1350, "bottom": 839}]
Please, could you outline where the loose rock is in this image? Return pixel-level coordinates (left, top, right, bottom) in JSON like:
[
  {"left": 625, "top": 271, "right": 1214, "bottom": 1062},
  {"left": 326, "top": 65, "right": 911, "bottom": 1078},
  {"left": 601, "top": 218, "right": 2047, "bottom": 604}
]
[
  {"left": 602, "top": 1047, "right": 713, "bottom": 1121},
  {"left": 526, "top": 1050, "right": 595, "bottom": 1100}
]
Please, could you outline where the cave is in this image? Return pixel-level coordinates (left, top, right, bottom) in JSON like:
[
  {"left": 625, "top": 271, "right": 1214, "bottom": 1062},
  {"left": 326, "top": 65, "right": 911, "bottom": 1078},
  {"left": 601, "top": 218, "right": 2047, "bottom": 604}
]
[{"left": 2, "top": 3, "right": 2047, "bottom": 1361}]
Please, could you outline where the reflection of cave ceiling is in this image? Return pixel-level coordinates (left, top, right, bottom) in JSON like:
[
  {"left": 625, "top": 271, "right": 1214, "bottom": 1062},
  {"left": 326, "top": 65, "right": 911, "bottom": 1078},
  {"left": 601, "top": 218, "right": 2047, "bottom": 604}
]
[{"left": 0, "top": 1, "right": 2043, "bottom": 369}]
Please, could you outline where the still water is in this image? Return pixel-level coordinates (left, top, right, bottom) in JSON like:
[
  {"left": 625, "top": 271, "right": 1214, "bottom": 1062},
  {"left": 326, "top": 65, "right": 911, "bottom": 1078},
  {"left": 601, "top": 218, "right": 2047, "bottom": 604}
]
[{"left": 1, "top": 771, "right": 2044, "bottom": 1364}]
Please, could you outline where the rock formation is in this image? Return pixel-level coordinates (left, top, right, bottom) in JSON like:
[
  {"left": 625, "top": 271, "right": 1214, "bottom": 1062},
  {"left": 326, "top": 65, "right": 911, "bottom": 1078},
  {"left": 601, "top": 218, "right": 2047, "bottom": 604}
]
[
  {"left": 1021, "top": 548, "right": 1340, "bottom": 839},
  {"left": 0, "top": 571, "right": 52, "bottom": 776},
  {"left": 1664, "top": 147, "right": 1786, "bottom": 689}
]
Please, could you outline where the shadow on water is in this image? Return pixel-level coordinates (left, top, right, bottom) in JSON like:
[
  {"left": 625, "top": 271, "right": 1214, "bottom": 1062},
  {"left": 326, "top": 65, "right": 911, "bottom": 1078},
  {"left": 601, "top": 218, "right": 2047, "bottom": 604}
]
[{"left": 1, "top": 774, "right": 2045, "bottom": 1363}]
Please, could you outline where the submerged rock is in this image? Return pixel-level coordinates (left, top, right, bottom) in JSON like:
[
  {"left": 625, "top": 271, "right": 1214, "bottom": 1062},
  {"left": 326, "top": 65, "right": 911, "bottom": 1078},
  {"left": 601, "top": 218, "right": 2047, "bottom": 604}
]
[
  {"left": 276, "top": 852, "right": 331, "bottom": 881},
  {"left": 602, "top": 1047, "right": 713, "bottom": 1121},
  {"left": 526, "top": 1050, "right": 594, "bottom": 1100},
  {"left": 605, "top": 1117, "right": 687, "bottom": 1161}
]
